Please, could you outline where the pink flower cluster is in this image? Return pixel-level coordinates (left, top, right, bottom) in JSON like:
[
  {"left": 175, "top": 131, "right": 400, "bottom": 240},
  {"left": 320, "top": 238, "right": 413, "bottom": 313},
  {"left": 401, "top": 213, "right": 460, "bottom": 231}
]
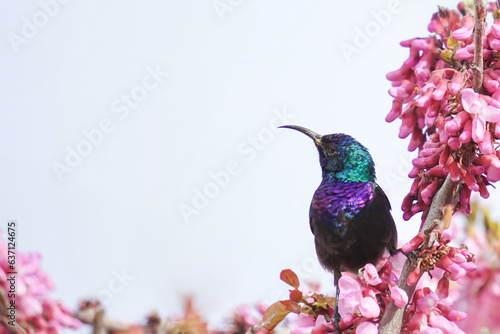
[
  {"left": 0, "top": 232, "right": 80, "bottom": 334},
  {"left": 406, "top": 287, "right": 466, "bottom": 334},
  {"left": 450, "top": 207, "right": 500, "bottom": 333},
  {"left": 289, "top": 314, "right": 336, "bottom": 334},
  {"left": 337, "top": 260, "right": 407, "bottom": 333},
  {"left": 401, "top": 228, "right": 476, "bottom": 333},
  {"left": 212, "top": 302, "right": 269, "bottom": 334},
  {"left": 270, "top": 258, "right": 404, "bottom": 333},
  {"left": 386, "top": 6, "right": 500, "bottom": 221},
  {"left": 289, "top": 256, "right": 467, "bottom": 333},
  {"left": 403, "top": 229, "right": 476, "bottom": 285}
]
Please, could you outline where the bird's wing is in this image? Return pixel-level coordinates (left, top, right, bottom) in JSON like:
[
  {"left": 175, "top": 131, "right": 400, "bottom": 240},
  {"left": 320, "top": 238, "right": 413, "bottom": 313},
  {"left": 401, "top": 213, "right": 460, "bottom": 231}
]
[{"left": 369, "top": 183, "right": 398, "bottom": 255}]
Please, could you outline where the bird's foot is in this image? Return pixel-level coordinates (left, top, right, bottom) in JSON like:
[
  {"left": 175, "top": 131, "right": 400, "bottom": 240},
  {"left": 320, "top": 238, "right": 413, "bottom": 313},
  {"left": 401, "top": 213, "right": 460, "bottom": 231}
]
[
  {"left": 397, "top": 247, "right": 419, "bottom": 259},
  {"left": 333, "top": 313, "right": 341, "bottom": 332},
  {"left": 395, "top": 247, "right": 407, "bottom": 256}
]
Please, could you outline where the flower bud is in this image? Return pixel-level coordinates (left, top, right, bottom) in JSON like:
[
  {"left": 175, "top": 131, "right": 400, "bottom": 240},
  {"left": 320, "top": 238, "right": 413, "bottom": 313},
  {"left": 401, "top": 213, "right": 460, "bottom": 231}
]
[
  {"left": 451, "top": 14, "right": 474, "bottom": 40},
  {"left": 402, "top": 233, "right": 425, "bottom": 253},
  {"left": 459, "top": 120, "right": 472, "bottom": 143},
  {"left": 407, "top": 266, "right": 421, "bottom": 286},
  {"left": 432, "top": 79, "right": 449, "bottom": 101},
  {"left": 448, "top": 137, "right": 461, "bottom": 150},
  {"left": 491, "top": 19, "right": 500, "bottom": 39},
  {"left": 386, "top": 99, "right": 403, "bottom": 122},
  {"left": 478, "top": 179, "right": 490, "bottom": 198},
  {"left": 449, "top": 72, "right": 464, "bottom": 94},
  {"left": 444, "top": 111, "right": 470, "bottom": 133},
  {"left": 456, "top": 47, "right": 474, "bottom": 60},
  {"left": 425, "top": 165, "right": 446, "bottom": 178},
  {"left": 478, "top": 131, "right": 494, "bottom": 155},
  {"left": 436, "top": 275, "right": 450, "bottom": 299}
]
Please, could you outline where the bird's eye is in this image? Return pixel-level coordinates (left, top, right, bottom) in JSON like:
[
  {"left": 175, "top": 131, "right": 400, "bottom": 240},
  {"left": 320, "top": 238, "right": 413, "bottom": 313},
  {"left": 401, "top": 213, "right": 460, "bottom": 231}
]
[{"left": 326, "top": 146, "right": 337, "bottom": 156}]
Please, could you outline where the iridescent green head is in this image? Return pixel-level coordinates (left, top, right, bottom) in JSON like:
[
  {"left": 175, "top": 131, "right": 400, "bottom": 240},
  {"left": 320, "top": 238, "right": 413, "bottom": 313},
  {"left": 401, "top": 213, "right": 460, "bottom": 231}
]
[{"left": 279, "top": 125, "right": 376, "bottom": 183}]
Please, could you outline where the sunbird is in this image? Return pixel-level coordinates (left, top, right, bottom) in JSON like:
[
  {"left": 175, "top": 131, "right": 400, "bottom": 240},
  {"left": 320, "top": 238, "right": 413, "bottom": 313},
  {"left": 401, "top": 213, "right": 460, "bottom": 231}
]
[{"left": 280, "top": 125, "right": 398, "bottom": 330}]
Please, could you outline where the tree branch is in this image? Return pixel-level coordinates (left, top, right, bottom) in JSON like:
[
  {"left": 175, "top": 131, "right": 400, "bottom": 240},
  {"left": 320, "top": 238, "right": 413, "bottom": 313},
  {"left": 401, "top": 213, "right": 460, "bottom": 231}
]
[
  {"left": 76, "top": 308, "right": 139, "bottom": 333},
  {"left": 75, "top": 308, "right": 177, "bottom": 334},
  {"left": 379, "top": 2, "right": 487, "bottom": 332},
  {"left": 379, "top": 176, "right": 460, "bottom": 333},
  {"left": 473, "top": 0, "right": 486, "bottom": 93},
  {"left": 0, "top": 283, "right": 27, "bottom": 334}
]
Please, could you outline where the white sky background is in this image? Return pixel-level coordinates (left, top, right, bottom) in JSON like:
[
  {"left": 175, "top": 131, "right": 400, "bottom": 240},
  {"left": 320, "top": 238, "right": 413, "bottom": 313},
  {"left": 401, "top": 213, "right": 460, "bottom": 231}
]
[{"left": 2, "top": 0, "right": 500, "bottom": 332}]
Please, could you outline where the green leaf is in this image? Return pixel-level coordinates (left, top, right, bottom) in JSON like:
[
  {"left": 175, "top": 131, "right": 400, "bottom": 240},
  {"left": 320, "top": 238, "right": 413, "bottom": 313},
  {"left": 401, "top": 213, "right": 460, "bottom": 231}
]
[
  {"left": 261, "top": 301, "right": 290, "bottom": 332},
  {"left": 280, "top": 269, "right": 300, "bottom": 289}
]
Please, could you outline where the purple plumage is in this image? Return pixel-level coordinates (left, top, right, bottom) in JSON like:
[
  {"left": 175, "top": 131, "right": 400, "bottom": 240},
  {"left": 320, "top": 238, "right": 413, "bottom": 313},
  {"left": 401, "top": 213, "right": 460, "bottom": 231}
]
[{"left": 311, "top": 181, "right": 375, "bottom": 219}]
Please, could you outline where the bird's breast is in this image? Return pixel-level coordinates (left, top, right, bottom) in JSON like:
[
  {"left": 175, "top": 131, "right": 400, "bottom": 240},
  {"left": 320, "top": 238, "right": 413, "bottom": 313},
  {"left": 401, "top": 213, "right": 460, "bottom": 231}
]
[{"left": 311, "top": 181, "right": 375, "bottom": 219}]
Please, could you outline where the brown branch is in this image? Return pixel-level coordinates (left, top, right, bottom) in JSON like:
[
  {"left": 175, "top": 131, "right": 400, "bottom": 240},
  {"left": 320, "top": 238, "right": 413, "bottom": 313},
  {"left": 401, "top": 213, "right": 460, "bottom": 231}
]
[
  {"left": 92, "top": 309, "right": 105, "bottom": 334},
  {"left": 380, "top": 2, "right": 487, "bottom": 332},
  {"left": 0, "top": 285, "right": 27, "bottom": 334},
  {"left": 75, "top": 308, "right": 177, "bottom": 334},
  {"left": 76, "top": 308, "right": 137, "bottom": 332},
  {"left": 473, "top": 0, "right": 486, "bottom": 93}
]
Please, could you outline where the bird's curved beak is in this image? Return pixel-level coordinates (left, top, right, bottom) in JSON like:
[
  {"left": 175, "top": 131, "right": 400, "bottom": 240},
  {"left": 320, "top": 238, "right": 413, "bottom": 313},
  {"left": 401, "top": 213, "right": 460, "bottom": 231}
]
[{"left": 279, "top": 125, "right": 322, "bottom": 147}]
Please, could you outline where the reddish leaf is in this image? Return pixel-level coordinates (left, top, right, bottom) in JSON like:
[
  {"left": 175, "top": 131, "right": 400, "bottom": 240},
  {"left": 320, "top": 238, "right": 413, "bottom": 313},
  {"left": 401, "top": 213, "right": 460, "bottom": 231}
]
[
  {"left": 280, "top": 269, "right": 300, "bottom": 289},
  {"left": 324, "top": 297, "right": 336, "bottom": 307},
  {"left": 261, "top": 301, "right": 290, "bottom": 332},
  {"left": 311, "top": 293, "right": 324, "bottom": 301},
  {"left": 289, "top": 289, "right": 303, "bottom": 303},
  {"left": 280, "top": 300, "right": 301, "bottom": 314}
]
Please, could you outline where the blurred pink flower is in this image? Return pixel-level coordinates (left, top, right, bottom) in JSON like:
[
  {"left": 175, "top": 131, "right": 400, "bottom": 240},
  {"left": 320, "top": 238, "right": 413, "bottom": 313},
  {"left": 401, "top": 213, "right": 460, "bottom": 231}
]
[{"left": 0, "top": 231, "right": 80, "bottom": 333}]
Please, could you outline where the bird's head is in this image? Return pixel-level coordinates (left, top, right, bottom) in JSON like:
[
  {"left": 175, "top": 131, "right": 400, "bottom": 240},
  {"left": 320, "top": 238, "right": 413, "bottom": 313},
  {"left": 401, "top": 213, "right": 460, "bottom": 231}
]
[{"left": 279, "top": 125, "right": 376, "bottom": 183}]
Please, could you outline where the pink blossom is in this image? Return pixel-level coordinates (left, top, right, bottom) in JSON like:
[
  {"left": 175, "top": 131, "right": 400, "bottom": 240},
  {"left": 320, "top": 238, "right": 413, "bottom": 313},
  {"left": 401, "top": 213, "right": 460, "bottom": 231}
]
[
  {"left": 386, "top": 7, "right": 500, "bottom": 222},
  {"left": 421, "top": 328, "right": 444, "bottom": 334},
  {"left": 0, "top": 231, "right": 80, "bottom": 332},
  {"left": 416, "top": 290, "right": 439, "bottom": 313},
  {"left": 461, "top": 88, "right": 500, "bottom": 143},
  {"left": 290, "top": 315, "right": 334, "bottom": 334},
  {"left": 390, "top": 286, "right": 408, "bottom": 307},
  {"left": 449, "top": 72, "right": 464, "bottom": 94},
  {"left": 490, "top": 19, "right": 500, "bottom": 39},
  {"left": 487, "top": 164, "right": 500, "bottom": 182},
  {"left": 355, "top": 321, "right": 378, "bottom": 334},
  {"left": 359, "top": 297, "right": 380, "bottom": 318},
  {"left": 361, "top": 263, "right": 382, "bottom": 286},
  {"left": 338, "top": 276, "right": 362, "bottom": 315},
  {"left": 235, "top": 305, "right": 260, "bottom": 326},
  {"left": 401, "top": 233, "right": 425, "bottom": 252},
  {"left": 436, "top": 276, "right": 450, "bottom": 299},
  {"left": 455, "top": 47, "right": 474, "bottom": 60},
  {"left": 451, "top": 15, "right": 474, "bottom": 40},
  {"left": 429, "top": 313, "right": 463, "bottom": 334},
  {"left": 441, "top": 230, "right": 452, "bottom": 243}
]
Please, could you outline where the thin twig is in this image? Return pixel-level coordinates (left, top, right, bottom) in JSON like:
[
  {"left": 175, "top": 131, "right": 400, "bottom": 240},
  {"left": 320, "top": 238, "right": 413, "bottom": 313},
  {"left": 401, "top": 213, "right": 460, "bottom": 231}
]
[
  {"left": 0, "top": 284, "right": 27, "bottom": 334},
  {"left": 76, "top": 308, "right": 137, "bottom": 332},
  {"left": 473, "top": 0, "right": 487, "bottom": 93},
  {"left": 92, "top": 309, "right": 105, "bottom": 334}
]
